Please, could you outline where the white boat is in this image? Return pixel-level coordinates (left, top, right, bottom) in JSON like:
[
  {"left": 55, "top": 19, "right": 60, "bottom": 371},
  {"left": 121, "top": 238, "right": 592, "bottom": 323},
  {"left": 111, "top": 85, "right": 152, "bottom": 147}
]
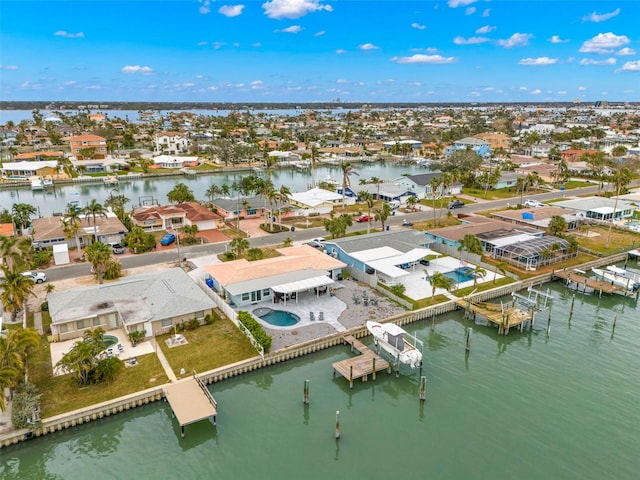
[
  {"left": 592, "top": 267, "right": 640, "bottom": 292},
  {"left": 366, "top": 321, "right": 423, "bottom": 369},
  {"left": 31, "top": 178, "right": 44, "bottom": 190},
  {"left": 103, "top": 175, "right": 119, "bottom": 185}
]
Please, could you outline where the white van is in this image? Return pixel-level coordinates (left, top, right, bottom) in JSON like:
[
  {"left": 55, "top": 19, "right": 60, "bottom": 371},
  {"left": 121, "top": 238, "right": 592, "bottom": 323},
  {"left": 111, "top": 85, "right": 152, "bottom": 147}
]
[{"left": 388, "top": 200, "right": 401, "bottom": 210}]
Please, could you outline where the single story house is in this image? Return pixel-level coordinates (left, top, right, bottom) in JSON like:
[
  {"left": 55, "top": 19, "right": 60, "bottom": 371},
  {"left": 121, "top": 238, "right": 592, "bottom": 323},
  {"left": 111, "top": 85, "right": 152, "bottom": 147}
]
[
  {"left": 31, "top": 212, "right": 128, "bottom": 250},
  {"left": 203, "top": 245, "right": 346, "bottom": 307},
  {"left": 48, "top": 268, "right": 216, "bottom": 341},
  {"left": 491, "top": 206, "right": 583, "bottom": 232},
  {"left": 1, "top": 161, "right": 58, "bottom": 178},
  {"left": 355, "top": 182, "right": 415, "bottom": 204},
  {"left": 14, "top": 151, "right": 65, "bottom": 161},
  {"left": 288, "top": 187, "right": 354, "bottom": 215},
  {"left": 131, "top": 202, "right": 222, "bottom": 232},
  {"left": 394, "top": 173, "right": 463, "bottom": 199},
  {"left": 152, "top": 155, "right": 199, "bottom": 168},
  {"left": 210, "top": 196, "right": 280, "bottom": 222},
  {"left": 552, "top": 197, "right": 636, "bottom": 222}
]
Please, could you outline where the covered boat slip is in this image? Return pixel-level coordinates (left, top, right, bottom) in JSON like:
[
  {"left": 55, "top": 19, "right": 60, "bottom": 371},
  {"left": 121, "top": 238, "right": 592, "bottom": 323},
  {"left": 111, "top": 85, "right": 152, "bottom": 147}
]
[{"left": 164, "top": 372, "right": 217, "bottom": 437}]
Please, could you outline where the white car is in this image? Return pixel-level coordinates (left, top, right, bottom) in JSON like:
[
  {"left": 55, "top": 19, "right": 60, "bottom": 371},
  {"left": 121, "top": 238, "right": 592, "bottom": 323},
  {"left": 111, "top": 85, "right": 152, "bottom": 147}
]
[
  {"left": 22, "top": 271, "right": 47, "bottom": 283},
  {"left": 524, "top": 199, "right": 545, "bottom": 208}
]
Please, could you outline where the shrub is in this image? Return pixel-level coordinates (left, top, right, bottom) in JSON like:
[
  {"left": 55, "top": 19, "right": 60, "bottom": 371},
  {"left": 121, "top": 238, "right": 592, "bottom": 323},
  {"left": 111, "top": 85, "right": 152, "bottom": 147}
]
[
  {"left": 40, "top": 301, "right": 49, "bottom": 312},
  {"left": 128, "top": 330, "right": 146, "bottom": 347},
  {"left": 182, "top": 236, "right": 198, "bottom": 245},
  {"left": 204, "top": 313, "right": 214, "bottom": 325},
  {"left": 222, "top": 251, "right": 236, "bottom": 261},
  {"left": 103, "top": 259, "right": 122, "bottom": 280},
  {"left": 390, "top": 284, "right": 406, "bottom": 296},
  {"left": 237, "top": 311, "right": 272, "bottom": 353},
  {"left": 11, "top": 382, "right": 41, "bottom": 430},
  {"left": 30, "top": 249, "right": 52, "bottom": 268},
  {"left": 186, "top": 318, "right": 200, "bottom": 331}
]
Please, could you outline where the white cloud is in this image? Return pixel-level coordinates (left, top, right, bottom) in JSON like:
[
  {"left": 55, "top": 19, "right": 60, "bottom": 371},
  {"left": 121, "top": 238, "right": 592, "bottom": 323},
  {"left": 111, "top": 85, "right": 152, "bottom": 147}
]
[
  {"left": 54, "top": 30, "right": 84, "bottom": 38},
  {"left": 0, "top": 65, "right": 18, "bottom": 70},
  {"left": 582, "top": 8, "right": 620, "bottom": 23},
  {"left": 530, "top": 89, "right": 542, "bottom": 95},
  {"left": 252, "top": 42, "right": 262, "bottom": 47},
  {"left": 411, "top": 23, "right": 426, "bottom": 30},
  {"left": 616, "top": 47, "right": 636, "bottom": 56},
  {"left": 213, "top": 42, "right": 226, "bottom": 48},
  {"left": 481, "top": 9, "right": 490, "bottom": 17},
  {"left": 578, "top": 86, "right": 587, "bottom": 91},
  {"left": 195, "top": 75, "right": 205, "bottom": 79},
  {"left": 518, "top": 57, "right": 558, "bottom": 66},
  {"left": 580, "top": 58, "right": 616, "bottom": 65},
  {"left": 496, "top": 33, "right": 532, "bottom": 48},
  {"left": 579, "top": 32, "right": 630, "bottom": 54},
  {"left": 390, "top": 54, "right": 457, "bottom": 64},
  {"left": 175, "top": 82, "right": 196, "bottom": 88},
  {"left": 359, "top": 43, "right": 379, "bottom": 50},
  {"left": 620, "top": 61, "right": 640, "bottom": 72},
  {"left": 250, "top": 80, "right": 263, "bottom": 86},
  {"left": 336, "top": 79, "right": 348, "bottom": 84},
  {"left": 453, "top": 36, "right": 489, "bottom": 45},
  {"left": 315, "top": 30, "right": 326, "bottom": 36},
  {"left": 63, "top": 80, "right": 77, "bottom": 86},
  {"left": 262, "top": 0, "right": 333, "bottom": 20},
  {"left": 408, "top": 82, "right": 422, "bottom": 86},
  {"left": 277, "top": 25, "right": 303, "bottom": 33},
  {"left": 336, "top": 49, "right": 346, "bottom": 54},
  {"left": 197, "top": 41, "right": 208, "bottom": 46},
  {"left": 549, "top": 35, "right": 569, "bottom": 43},
  {"left": 475, "top": 25, "right": 495, "bottom": 34},
  {"left": 219, "top": 5, "right": 245, "bottom": 17},
  {"left": 121, "top": 65, "right": 154, "bottom": 74},
  {"left": 465, "top": 7, "right": 476, "bottom": 16},
  {"left": 519, "top": 86, "right": 528, "bottom": 91},
  {"left": 198, "top": 0, "right": 211, "bottom": 14},
  {"left": 206, "top": 86, "right": 218, "bottom": 91},
  {"left": 448, "top": 0, "right": 476, "bottom": 7}
]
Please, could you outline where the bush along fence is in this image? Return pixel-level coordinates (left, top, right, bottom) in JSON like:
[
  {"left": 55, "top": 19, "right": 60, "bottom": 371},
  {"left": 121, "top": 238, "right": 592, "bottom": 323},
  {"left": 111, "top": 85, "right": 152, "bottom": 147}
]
[{"left": 1, "top": 252, "right": 632, "bottom": 448}]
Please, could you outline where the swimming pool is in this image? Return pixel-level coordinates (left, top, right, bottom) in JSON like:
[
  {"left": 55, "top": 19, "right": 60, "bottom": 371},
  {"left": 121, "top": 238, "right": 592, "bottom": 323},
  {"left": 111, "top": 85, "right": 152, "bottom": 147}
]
[
  {"left": 253, "top": 307, "right": 301, "bottom": 327},
  {"left": 443, "top": 266, "right": 475, "bottom": 284},
  {"left": 103, "top": 334, "right": 119, "bottom": 349},
  {"left": 625, "top": 220, "right": 640, "bottom": 232}
]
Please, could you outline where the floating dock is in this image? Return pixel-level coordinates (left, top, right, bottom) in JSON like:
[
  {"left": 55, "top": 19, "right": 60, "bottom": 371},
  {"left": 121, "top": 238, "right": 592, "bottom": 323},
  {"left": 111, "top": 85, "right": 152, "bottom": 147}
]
[
  {"left": 332, "top": 335, "right": 390, "bottom": 388},
  {"left": 455, "top": 298, "right": 533, "bottom": 335},
  {"left": 552, "top": 269, "right": 623, "bottom": 295},
  {"left": 164, "top": 371, "right": 217, "bottom": 437}
]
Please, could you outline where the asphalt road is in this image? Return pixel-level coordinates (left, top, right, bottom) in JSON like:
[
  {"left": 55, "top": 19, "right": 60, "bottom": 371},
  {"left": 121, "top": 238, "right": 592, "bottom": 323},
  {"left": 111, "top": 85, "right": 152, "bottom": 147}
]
[{"left": 44, "top": 179, "right": 640, "bottom": 282}]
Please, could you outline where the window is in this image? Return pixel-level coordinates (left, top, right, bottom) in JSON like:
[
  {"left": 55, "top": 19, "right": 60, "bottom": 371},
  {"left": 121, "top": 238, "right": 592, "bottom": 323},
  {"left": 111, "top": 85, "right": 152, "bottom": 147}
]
[
  {"left": 92, "top": 318, "right": 102, "bottom": 327},
  {"left": 58, "top": 323, "right": 68, "bottom": 333},
  {"left": 262, "top": 289, "right": 270, "bottom": 296},
  {"left": 242, "top": 293, "right": 250, "bottom": 301},
  {"left": 161, "top": 318, "right": 172, "bottom": 327},
  {"left": 76, "top": 319, "right": 89, "bottom": 330}
]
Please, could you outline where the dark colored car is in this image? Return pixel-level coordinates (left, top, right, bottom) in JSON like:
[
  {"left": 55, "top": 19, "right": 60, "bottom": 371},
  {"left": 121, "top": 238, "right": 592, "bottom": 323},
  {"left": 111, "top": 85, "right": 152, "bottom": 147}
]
[
  {"left": 448, "top": 200, "right": 465, "bottom": 209},
  {"left": 160, "top": 233, "right": 176, "bottom": 246}
]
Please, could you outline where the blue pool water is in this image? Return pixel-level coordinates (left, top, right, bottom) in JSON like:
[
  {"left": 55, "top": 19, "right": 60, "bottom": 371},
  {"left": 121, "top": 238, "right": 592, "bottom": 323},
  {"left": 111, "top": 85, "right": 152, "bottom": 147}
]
[
  {"left": 103, "top": 334, "right": 118, "bottom": 349},
  {"left": 253, "top": 308, "right": 300, "bottom": 327},
  {"left": 443, "top": 267, "right": 475, "bottom": 284}
]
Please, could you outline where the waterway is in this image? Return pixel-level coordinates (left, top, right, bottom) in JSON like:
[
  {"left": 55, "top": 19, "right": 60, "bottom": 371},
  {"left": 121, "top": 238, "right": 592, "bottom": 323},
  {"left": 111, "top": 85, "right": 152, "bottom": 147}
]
[
  {"left": 1, "top": 163, "right": 426, "bottom": 216},
  {"left": 2, "top": 281, "right": 639, "bottom": 479}
]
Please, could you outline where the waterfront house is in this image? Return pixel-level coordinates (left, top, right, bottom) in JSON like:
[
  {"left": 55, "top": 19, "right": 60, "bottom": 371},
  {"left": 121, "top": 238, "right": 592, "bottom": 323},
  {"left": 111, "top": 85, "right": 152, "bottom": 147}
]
[
  {"left": 209, "top": 196, "right": 271, "bottom": 222},
  {"left": 131, "top": 202, "right": 221, "bottom": 232},
  {"left": 152, "top": 155, "right": 200, "bottom": 168},
  {"left": 48, "top": 268, "right": 215, "bottom": 341},
  {"left": 1, "top": 160, "right": 58, "bottom": 178},
  {"left": 288, "top": 187, "right": 353, "bottom": 215},
  {"left": 69, "top": 134, "right": 107, "bottom": 159},
  {"left": 31, "top": 212, "right": 128, "bottom": 250},
  {"left": 154, "top": 131, "right": 190, "bottom": 154},
  {"left": 445, "top": 137, "right": 491, "bottom": 158},
  {"left": 552, "top": 197, "right": 636, "bottom": 222},
  {"left": 394, "top": 173, "right": 463, "bottom": 199},
  {"left": 14, "top": 151, "right": 65, "bottom": 161},
  {"left": 203, "top": 245, "right": 346, "bottom": 307},
  {"left": 491, "top": 206, "right": 583, "bottom": 231}
]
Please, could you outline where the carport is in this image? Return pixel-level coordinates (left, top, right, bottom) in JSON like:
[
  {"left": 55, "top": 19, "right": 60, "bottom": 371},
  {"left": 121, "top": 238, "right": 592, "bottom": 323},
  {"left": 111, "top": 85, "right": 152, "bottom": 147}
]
[{"left": 272, "top": 275, "right": 335, "bottom": 305}]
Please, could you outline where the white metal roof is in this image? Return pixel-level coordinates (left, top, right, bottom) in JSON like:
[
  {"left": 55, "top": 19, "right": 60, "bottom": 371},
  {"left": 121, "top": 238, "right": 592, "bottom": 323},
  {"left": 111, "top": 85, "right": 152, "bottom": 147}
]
[
  {"left": 367, "top": 248, "right": 438, "bottom": 279},
  {"left": 484, "top": 233, "right": 537, "bottom": 248},
  {"left": 271, "top": 275, "right": 334, "bottom": 294},
  {"left": 350, "top": 246, "right": 402, "bottom": 263},
  {"left": 590, "top": 207, "right": 615, "bottom": 214}
]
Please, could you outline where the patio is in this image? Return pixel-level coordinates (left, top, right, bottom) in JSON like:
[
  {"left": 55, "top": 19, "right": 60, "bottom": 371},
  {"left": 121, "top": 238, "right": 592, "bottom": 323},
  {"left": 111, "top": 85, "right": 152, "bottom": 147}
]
[{"left": 49, "top": 329, "right": 155, "bottom": 376}]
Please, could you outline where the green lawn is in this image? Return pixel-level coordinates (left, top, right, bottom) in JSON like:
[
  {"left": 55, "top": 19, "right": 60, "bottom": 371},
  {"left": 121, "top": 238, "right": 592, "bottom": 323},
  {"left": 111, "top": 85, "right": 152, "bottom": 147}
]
[
  {"left": 452, "top": 276, "right": 515, "bottom": 297},
  {"left": 574, "top": 226, "right": 640, "bottom": 255},
  {"left": 157, "top": 319, "right": 259, "bottom": 379}
]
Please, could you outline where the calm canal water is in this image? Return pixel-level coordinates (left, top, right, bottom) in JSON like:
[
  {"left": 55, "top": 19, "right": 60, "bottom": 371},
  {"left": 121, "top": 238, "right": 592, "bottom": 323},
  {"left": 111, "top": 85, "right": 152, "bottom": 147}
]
[
  {"left": 1, "top": 163, "right": 424, "bottom": 216},
  {"left": 2, "top": 281, "right": 639, "bottom": 479}
]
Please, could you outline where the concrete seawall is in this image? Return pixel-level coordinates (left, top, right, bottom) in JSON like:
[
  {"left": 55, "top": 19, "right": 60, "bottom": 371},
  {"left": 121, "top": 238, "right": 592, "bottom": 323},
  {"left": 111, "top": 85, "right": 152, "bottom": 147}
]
[{"left": 0, "top": 252, "right": 629, "bottom": 448}]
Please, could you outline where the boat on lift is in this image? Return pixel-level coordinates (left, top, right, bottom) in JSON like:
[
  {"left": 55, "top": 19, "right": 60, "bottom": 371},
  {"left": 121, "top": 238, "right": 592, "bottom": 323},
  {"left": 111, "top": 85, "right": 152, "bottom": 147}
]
[
  {"left": 366, "top": 321, "right": 423, "bottom": 369},
  {"left": 592, "top": 267, "right": 640, "bottom": 293}
]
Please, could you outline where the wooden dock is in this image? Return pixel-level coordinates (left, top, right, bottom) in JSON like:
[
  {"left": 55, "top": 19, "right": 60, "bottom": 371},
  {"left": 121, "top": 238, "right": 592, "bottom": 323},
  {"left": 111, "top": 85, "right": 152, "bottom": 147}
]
[
  {"left": 163, "top": 371, "right": 217, "bottom": 437},
  {"left": 332, "top": 335, "right": 390, "bottom": 388},
  {"left": 552, "top": 269, "right": 622, "bottom": 295},
  {"left": 455, "top": 298, "right": 533, "bottom": 335}
]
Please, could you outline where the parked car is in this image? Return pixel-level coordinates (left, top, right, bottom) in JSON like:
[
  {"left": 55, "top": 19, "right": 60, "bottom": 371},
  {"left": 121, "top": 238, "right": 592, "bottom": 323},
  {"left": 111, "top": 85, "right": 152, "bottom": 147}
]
[
  {"left": 22, "top": 271, "right": 47, "bottom": 283},
  {"left": 160, "top": 233, "right": 176, "bottom": 246},
  {"left": 448, "top": 200, "right": 465, "bottom": 209},
  {"left": 305, "top": 240, "right": 325, "bottom": 249},
  {"left": 419, "top": 258, "right": 430, "bottom": 266},
  {"left": 402, "top": 219, "right": 414, "bottom": 227},
  {"left": 388, "top": 200, "right": 401, "bottom": 210},
  {"left": 112, "top": 243, "right": 125, "bottom": 254},
  {"left": 524, "top": 199, "right": 545, "bottom": 208},
  {"left": 355, "top": 215, "right": 373, "bottom": 222}
]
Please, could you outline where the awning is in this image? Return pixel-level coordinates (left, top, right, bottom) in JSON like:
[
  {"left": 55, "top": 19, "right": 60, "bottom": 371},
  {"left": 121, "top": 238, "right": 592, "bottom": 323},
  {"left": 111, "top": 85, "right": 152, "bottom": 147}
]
[
  {"left": 367, "top": 248, "right": 440, "bottom": 279},
  {"left": 272, "top": 275, "right": 334, "bottom": 294}
]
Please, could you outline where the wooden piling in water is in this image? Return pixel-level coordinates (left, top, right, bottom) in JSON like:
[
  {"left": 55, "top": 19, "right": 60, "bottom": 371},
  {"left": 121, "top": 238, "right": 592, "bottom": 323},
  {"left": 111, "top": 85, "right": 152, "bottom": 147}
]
[
  {"left": 419, "top": 376, "right": 427, "bottom": 401},
  {"left": 335, "top": 411, "right": 340, "bottom": 439},
  {"left": 465, "top": 330, "right": 470, "bottom": 352},
  {"left": 303, "top": 379, "right": 310, "bottom": 404}
]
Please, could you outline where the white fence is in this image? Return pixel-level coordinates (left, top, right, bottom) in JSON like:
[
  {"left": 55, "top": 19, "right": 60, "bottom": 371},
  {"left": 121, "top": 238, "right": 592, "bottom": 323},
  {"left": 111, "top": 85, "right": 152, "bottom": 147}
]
[{"left": 195, "top": 277, "right": 265, "bottom": 358}]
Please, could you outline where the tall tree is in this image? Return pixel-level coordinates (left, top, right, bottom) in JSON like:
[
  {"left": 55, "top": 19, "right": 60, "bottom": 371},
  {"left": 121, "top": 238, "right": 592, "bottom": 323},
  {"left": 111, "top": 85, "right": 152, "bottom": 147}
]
[
  {"left": 0, "top": 266, "right": 36, "bottom": 327},
  {"left": 167, "top": 182, "right": 195, "bottom": 204},
  {"left": 81, "top": 199, "right": 108, "bottom": 242},
  {"left": 429, "top": 271, "right": 455, "bottom": 300},
  {"left": 0, "top": 236, "right": 31, "bottom": 270},
  {"left": 84, "top": 242, "right": 112, "bottom": 284},
  {"left": 62, "top": 204, "right": 83, "bottom": 252},
  {"left": 339, "top": 162, "right": 359, "bottom": 210},
  {"left": 11, "top": 203, "right": 37, "bottom": 232},
  {"left": 373, "top": 202, "right": 392, "bottom": 231},
  {"left": 605, "top": 166, "right": 633, "bottom": 248}
]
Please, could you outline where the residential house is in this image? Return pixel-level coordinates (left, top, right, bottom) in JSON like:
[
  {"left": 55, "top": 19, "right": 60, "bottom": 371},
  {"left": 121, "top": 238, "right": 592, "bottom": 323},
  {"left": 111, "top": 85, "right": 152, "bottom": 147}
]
[
  {"left": 552, "top": 197, "right": 636, "bottom": 222},
  {"left": 474, "top": 133, "right": 511, "bottom": 151},
  {"left": 491, "top": 206, "right": 583, "bottom": 232},
  {"left": 14, "top": 151, "right": 65, "bottom": 161},
  {"left": 394, "top": 173, "right": 463, "bottom": 199},
  {"left": 561, "top": 149, "right": 598, "bottom": 162},
  {"left": 209, "top": 196, "right": 270, "bottom": 222},
  {"left": 525, "top": 143, "right": 554, "bottom": 158},
  {"left": 131, "top": 202, "right": 222, "bottom": 232},
  {"left": 152, "top": 155, "right": 199, "bottom": 168},
  {"left": 203, "top": 245, "right": 346, "bottom": 307},
  {"left": 48, "top": 268, "right": 215, "bottom": 341},
  {"left": 355, "top": 182, "right": 415, "bottom": 204},
  {"left": 445, "top": 137, "right": 490, "bottom": 158},
  {"left": 288, "top": 187, "right": 353, "bottom": 215},
  {"left": 69, "top": 134, "right": 107, "bottom": 159},
  {"left": 31, "top": 212, "right": 128, "bottom": 249},
  {"left": 515, "top": 163, "right": 558, "bottom": 183},
  {"left": 155, "top": 131, "right": 191, "bottom": 154},
  {"left": 491, "top": 172, "right": 521, "bottom": 190},
  {"left": 1, "top": 161, "right": 58, "bottom": 178}
]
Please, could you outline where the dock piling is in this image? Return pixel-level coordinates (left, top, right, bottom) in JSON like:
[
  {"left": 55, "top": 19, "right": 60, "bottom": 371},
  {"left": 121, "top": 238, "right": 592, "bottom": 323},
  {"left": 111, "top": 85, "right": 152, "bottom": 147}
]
[
  {"left": 303, "top": 379, "right": 310, "bottom": 404},
  {"left": 335, "top": 410, "right": 340, "bottom": 439},
  {"left": 419, "top": 376, "right": 427, "bottom": 401},
  {"left": 465, "top": 330, "right": 470, "bottom": 352}
]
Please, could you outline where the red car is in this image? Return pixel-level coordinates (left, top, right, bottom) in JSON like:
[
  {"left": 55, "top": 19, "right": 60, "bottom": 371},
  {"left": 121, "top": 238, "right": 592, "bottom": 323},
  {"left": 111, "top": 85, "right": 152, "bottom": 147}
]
[{"left": 355, "top": 215, "right": 372, "bottom": 222}]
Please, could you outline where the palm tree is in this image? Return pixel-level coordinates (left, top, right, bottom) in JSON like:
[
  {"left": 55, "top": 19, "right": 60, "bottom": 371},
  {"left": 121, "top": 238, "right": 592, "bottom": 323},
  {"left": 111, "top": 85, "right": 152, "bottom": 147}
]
[
  {"left": 277, "top": 185, "right": 292, "bottom": 226},
  {"left": 0, "top": 366, "right": 17, "bottom": 412},
  {"left": 605, "top": 166, "right": 632, "bottom": 248},
  {"left": 472, "top": 267, "right": 487, "bottom": 288},
  {"left": 0, "top": 328, "right": 40, "bottom": 387},
  {"left": 62, "top": 204, "right": 83, "bottom": 253},
  {"left": 0, "top": 236, "right": 31, "bottom": 270},
  {"left": 205, "top": 184, "right": 222, "bottom": 203},
  {"left": 230, "top": 237, "right": 249, "bottom": 257},
  {"left": 458, "top": 234, "right": 483, "bottom": 261},
  {"left": 369, "top": 176, "right": 381, "bottom": 200},
  {"left": 493, "top": 261, "right": 509, "bottom": 284},
  {"left": 406, "top": 196, "right": 418, "bottom": 212},
  {"left": 429, "top": 271, "right": 455, "bottom": 300},
  {"left": 373, "top": 202, "right": 392, "bottom": 231},
  {"left": 339, "top": 161, "right": 359, "bottom": 210},
  {"left": 429, "top": 176, "right": 442, "bottom": 225},
  {"left": 84, "top": 242, "right": 112, "bottom": 284},
  {"left": 0, "top": 266, "right": 36, "bottom": 327},
  {"left": 82, "top": 199, "right": 108, "bottom": 242}
]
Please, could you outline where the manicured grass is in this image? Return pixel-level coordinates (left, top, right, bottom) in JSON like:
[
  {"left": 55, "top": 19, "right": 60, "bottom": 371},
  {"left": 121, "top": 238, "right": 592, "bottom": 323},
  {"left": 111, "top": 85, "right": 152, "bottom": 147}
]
[
  {"left": 563, "top": 180, "right": 594, "bottom": 189},
  {"left": 573, "top": 226, "right": 640, "bottom": 255},
  {"left": 412, "top": 215, "right": 462, "bottom": 230},
  {"left": 31, "top": 345, "right": 168, "bottom": 418},
  {"left": 413, "top": 294, "right": 452, "bottom": 309},
  {"left": 419, "top": 196, "right": 461, "bottom": 209},
  {"left": 452, "top": 276, "right": 515, "bottom": 297},
  {"left": 504, "top": 253, "right": 597, "bottom": 279},
  {"left": 157, "top": 319, "right": 259, "bottom": 379},
  {"left": 284, "top": 217, "right": 326, "bottom": 229}
]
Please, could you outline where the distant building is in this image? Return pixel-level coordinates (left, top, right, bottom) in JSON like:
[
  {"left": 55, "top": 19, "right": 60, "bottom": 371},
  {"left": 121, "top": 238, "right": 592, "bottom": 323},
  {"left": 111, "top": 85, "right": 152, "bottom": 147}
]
[
  {"left": 1, "top": 161, "right": 58, "bottom": 178},
  {"left": 69, "top": 134, "right": 107, "bottom": 159},
  {"left": 445, "top": 137, "right": 490, "bottom": 158},
  {"left": 155, "top": 131, "right": 190, "bottom": 154},
  {"left": 31, "top": 212, "right": 128, "bottom": 250},
  {"left": 131, "top": 202, "right": 221, "bottom": 232}
]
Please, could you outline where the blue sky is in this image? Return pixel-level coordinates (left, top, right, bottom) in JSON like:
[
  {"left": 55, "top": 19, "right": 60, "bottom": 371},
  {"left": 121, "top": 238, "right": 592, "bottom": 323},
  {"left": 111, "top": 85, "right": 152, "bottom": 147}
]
[{"left": 1, "top": 1, "right": 639, "bottom": 102}]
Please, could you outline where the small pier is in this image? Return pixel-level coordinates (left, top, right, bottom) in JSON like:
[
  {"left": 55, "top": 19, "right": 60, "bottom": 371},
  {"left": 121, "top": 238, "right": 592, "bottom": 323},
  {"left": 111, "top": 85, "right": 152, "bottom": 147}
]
[
  {"left": 456, "top": 298, "right": 533, "bottom": 335},
  {"left": 332, "top": 335, "right": 390, "bottom": 388},
  {"left": 164, "top": 371, "right": 217, "bottom": 437},
  {"left": 552, "top": 269, "right": 622, "bottom": 295}
]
